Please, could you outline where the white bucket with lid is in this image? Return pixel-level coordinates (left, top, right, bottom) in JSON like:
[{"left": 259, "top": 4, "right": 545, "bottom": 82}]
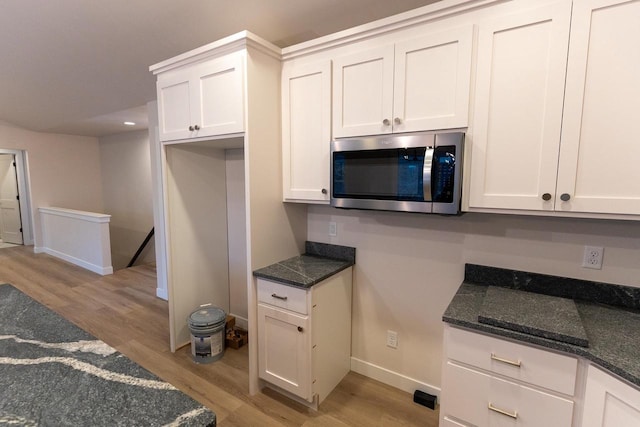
[{"left": 187, "top": 304, "right": 226, "bottom": 363}]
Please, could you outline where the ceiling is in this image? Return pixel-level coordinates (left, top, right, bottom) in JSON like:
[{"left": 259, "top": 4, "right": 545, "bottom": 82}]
[{"left": 0, "top": 0, "right": 440, "bottom": 138}]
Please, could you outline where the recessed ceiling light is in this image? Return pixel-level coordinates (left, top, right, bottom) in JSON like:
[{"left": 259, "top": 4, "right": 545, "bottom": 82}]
[{"left": 124, "top": 121, "right": 136, "bottom": 126}]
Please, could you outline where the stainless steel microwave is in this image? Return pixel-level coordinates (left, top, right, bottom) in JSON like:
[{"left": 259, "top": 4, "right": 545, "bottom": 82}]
[{"left": 330, "top": 132, "right": 464, "bottom": 215}]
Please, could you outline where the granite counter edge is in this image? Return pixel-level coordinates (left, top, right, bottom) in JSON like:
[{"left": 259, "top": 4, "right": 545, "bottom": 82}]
[{"left": 253, "top": 262, "right": 353, "bottom": 290}]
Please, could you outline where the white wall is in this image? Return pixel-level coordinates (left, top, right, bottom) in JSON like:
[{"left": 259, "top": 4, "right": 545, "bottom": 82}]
[
  {"left": 99, "top": 129, "right": 155, "bottom": 270},
  {"left": 308, "top": 205, "right": 640, "bottom": 395},
  {"left": 164, "top": 142, "right": 233, "bottom": 349},
  {"left": 226, "top": 148, "right": 248, "bottom": 328},
  {"left": 0, "top": 122, "right": 103, "bottom": 248}
]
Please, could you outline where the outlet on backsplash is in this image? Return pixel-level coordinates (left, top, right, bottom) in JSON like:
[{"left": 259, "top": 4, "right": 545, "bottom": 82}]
[
  {"left": 329, "top": 221, "right": 337, "bottom": 237},
  {"left": 387, "top": 330, "right": 398, "bottom": 349},
  {"left": 582, "top": 246, "right": 604, "bottom": 270}
]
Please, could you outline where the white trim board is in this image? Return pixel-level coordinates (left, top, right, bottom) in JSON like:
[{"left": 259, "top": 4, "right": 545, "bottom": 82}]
[
  {"left": 38, "top": 207, "right": 111, "bottom": 223},
  {"left": 350, "top": 357, "right": 441, "bottom": 399},
  {"left": 229, "top": 313, "right": 248, "bottom": 331},
  {"left": 35, "top": 246, "right": 113, "bottom": 276},
  {"left": 156, "top": 287, "right": 168, "bottom": 301}
]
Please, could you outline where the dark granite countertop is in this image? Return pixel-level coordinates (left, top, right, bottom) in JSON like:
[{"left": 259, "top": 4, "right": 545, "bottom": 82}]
[
  {"left": 443, "top": 264, "right": 640, "bottom": 389},
  {"left": 478, "top": 286, "right": 589, "bottom": 347},
  {"left": 252, "top": 241, "right": 355, "bottom": 289}
]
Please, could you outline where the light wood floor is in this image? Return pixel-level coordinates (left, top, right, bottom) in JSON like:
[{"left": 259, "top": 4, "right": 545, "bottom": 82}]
[{"left": 0, "top": 245, "right": 439, "bottom": 426}]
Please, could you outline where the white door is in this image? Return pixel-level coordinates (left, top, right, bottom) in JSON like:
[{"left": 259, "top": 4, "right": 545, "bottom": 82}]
[
  {"left": 194, "top": 51, "right": 245, "bottom": 138},
  {"left": 333, "top": 45, "right": 395, "bottom": 138},
  {"left": 0, "top": 155, "right": 23, "bottom": 244},
  {"left": 468, "top": 1, "right": 572, "bottom": 211},
  {"left": 556, "top": 0, "right": 640, "bottom": 215},
  {"left": 393, "top": 25, "right": 474, "bottom": 133},
  {"left": 157, "top": 71, "right": 194, "bottom": 142},
  {"left": 582, "top": 365, "right": 640, "bottom": 427},
  {"left": 257, "top": 303, "right": 312, "bottom": 401},
  {"left": 282, "top": 60, "right": 332, "bottom": 203}
]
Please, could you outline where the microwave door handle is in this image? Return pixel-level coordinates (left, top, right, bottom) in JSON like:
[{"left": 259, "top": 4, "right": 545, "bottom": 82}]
[{"left": 423, "top": 147, "right": 434, "bottom": 201}]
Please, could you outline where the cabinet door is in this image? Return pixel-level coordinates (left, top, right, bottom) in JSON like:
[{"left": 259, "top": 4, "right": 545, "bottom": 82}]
[
  {"left": 157, "top": 72, "right": 194, "bottom": 142},
  {"left": 333, "top": 45, "right": 395, "bottom": 138},
  {"left": 468, "top": 1, "right": 571, "bottom": 211},
  {"left": 556, "top": 0, "right": 640, "bottom": 215},
  {"left": 192, "top": 51, "right": 245, "bottom": 138},
  {"left": 257, "top": 303, "right": 312, "bottom": 401},
  {"left": 393, "top": 25, "right": 473, "bottom": 133},
  {"left": 282, "top": 61, "right": 331, "bottom": 203},
  {"left": 582, "top": 365, "right": 640, "bottom": 427}
]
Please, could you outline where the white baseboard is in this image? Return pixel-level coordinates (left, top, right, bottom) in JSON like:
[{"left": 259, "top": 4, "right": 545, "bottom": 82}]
[
  {"left": 156, "top": 287, "right": 168, "bottom": 300},
  {"left": 350, "top": 357, "right": 441, "bottom": 399},
  {"left": 38, "top": 247, "right": 113, "bottom": 276},
  {"left": 33, "top": 246, "right": 44, "bottom": 254},
  {"left": 229, "top": 313, "right": 248, "bottom": 331}
]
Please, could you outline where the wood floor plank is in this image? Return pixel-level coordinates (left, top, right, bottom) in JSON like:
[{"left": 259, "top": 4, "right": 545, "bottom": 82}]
[{"left": 0, "top": 245, "right": 439, "bottom": 427}]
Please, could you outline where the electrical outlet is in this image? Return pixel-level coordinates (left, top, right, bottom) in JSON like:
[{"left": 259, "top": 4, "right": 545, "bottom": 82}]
[
  {"left": 582, "top": 246, "right": 604, "bottom": 270},
  {"left": 386, "top": 330, "right": 398, "bottom": 349},
  {"left": 329, "top": 221, "right": 337, "bottom": 237}
]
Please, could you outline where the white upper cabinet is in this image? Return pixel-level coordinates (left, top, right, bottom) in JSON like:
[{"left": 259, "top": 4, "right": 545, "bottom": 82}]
[
  {"left": 393, "top": 27, "right": 474, "bottom": 133},
  {"left": 556, "top": 0, "right": 640, "bottom": 215},
  {"left": 469, "top": 0, "right": 640, "bottom": 217},
  {"left": 468, "top": 0, "right": 572, "bottom": 211},
  {"left": 157, "top": 51, "right": 245, "bottom": 142},
  {"left": 333, "top": 45, "right": 395, "bottom": 138},
  {"left": 332, "top": 26, "right": 474, "bottom": 138},
  {"left": 282, "top": 60, "right": 332, "bottom": 203}
]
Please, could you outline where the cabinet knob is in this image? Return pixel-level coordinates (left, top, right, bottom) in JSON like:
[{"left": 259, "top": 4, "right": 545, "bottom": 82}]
[
  {"left": 560, "top": 193, "right": 571, "bottom": 201},
  {"left": 194, "top": 124, "right": 200, "bottom": 131},
  {"left": 297, "top": 326, "right": 304, "bottom": 333},
  {"left": 382, "top": 118, "right": 390, "bottom": 126},
  {"left": 321, "top": 188, "right": 327, "bottom": 195},
  {"left": 394, "top": 117, "right": 402, "bottom": 125},
  {"left": 188, "top": 125, "right": 194, "bottom": 131},
  {"left": 541, "top": 193, "right": 552, "bottom": 201}
]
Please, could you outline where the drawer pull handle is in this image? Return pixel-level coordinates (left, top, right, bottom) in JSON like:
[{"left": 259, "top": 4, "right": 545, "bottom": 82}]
[
  {"left": 271, "top": 293, "right": 288, "bottom": 301},
  {"left": 488, "top": 403, "right": 518, "bottom": 419},
  {"left": 491, "top": 353, "right": 521, "bottom": 367}
]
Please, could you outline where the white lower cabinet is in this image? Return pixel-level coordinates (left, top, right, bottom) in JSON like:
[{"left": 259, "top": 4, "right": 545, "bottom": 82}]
[
  {"left": 582, "top": 365, "right": 640, "bottom": 427},
  {"left": 257, "top": 267, "right": 352, "bottom": 406},
  {"left": 258, "top": 302, "right": 312, "bottom": 398},
  {"left": 440, "top": 325, "right": 577, "bottom": 426},
  {"left": 442, "top": 416, "right": 470, "bottom": 427}
]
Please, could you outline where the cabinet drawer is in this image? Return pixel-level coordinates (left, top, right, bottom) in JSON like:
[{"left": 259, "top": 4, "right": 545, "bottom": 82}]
[
  {"left": 257, "top": 278, "right": 308, "bottom": 315},
  {"left": 442, "top": 361, "right": 574, "bottom": 427},
  {"left": 441, "top": 416, "right": 469, "bottom": 427},
  {"left": 446, "top": 326, "right": 577, "bottom": 395}
]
